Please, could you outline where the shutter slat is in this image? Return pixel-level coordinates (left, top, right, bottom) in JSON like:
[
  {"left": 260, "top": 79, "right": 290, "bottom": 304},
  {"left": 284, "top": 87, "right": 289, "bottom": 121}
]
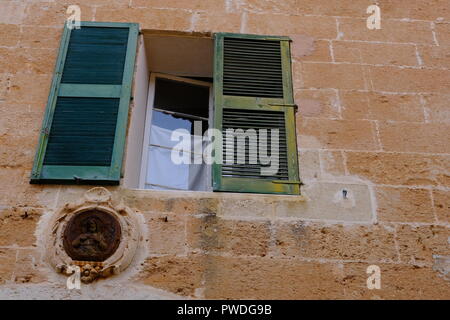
[
  {"left": 44, "top": 98, "right": 119, "bottom": 166},
  {"left": 223, "top": 37, "right": 284, "bottom": 98},
  {"left": 61, "top": 27, "right": 129, "bottom": 85},
  {"left": 221, "top": 108, "right": 289, "bottom": 181},
  {"left": 224, "top": 57, "right": 282, "bottom": 65}
]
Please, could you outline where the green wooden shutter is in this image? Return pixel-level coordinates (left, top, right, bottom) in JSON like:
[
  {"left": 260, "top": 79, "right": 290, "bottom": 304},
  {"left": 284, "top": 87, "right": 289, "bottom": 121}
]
[
  {"left": 213, "top": 33, "right": 300, "bottom": 195},
  {"left": 30, "top": 22, "right": 139, "bottom": 185}
]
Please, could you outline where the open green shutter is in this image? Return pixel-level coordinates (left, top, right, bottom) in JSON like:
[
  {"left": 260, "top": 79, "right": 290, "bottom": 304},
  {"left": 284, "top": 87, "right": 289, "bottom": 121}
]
[
  {"left": 30, "top": 22, "right": 139, "bottom": 185},
  {"left": 213, "top": 33, "right": 300, "bottom": 195}
]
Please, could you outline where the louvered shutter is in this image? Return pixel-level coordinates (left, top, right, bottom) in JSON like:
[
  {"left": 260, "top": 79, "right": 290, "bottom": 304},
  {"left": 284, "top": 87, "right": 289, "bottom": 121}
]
[
  {"left": 213, "top": 33, "right": 300, "bottom": 195},
  {"left": 31, "top": 22, "right": 139, "bottom": 184}
]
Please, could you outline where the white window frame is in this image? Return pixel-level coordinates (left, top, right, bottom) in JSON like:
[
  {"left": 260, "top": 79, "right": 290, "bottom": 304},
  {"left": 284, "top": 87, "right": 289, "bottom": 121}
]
[{"left": 138, "top": 72, "right": 214, "bottom": 190}]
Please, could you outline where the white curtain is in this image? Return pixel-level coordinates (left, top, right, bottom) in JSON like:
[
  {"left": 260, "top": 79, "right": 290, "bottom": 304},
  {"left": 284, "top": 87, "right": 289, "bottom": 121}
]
[{"left": 144, "top": 112, "right": 209, "bottom": 191}]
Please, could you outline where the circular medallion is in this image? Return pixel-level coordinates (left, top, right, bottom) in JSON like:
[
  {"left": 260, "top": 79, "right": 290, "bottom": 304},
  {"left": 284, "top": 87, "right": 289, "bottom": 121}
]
[{"left": 63, "top": 210, "right": 122, "bottom": 262}]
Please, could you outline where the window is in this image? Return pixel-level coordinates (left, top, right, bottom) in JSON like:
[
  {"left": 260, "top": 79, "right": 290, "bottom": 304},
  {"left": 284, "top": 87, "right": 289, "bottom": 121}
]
[
  {"left": 31, "top": 23, "right": 300, "bottom": 195},
  {"left": 140, "top": 73, "right": 213, "bottom": 191},
  {"left": 122, "top": 32, "right": 214, "bottom": 191}
]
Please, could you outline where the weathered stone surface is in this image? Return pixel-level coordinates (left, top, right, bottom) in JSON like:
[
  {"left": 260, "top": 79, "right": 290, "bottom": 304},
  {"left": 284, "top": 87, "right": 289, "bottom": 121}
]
[
  {"left": 435, "top": 23, "right": 450, "bottom": 46},
  {"left": 276, "top": 182, "right": 373, "bottom": 222},
  {"left": 23, "top": 3, "right": 94, "bottom": 27},
  {"left": 56, "top": 186, "right": 103, "bottom": 208},
  {"left": 433, "top": 189, "right": 450, "bottom": 223},
  {"left": 0, "top": 207, "right": 42, "bottom": 247},
  {"left": 144, "top": 253, "right": 347, "bottom": 299},
  {"left": 202, "top": 255, "right": 345, "bottom": 299},
  {"left": 298, "top": 150, "right": 321, "bottom": 182},
  {"left": 433, "top": 255, "right": 450, "bottom": 281},
  {"left": 291, "top": 36, "right": 332, "bottom": 62},
  {"left": 0, "top": 75, "right": 12, "bottom": 101},
  {"left": 0, "top": 24, "right": 20, "bottom": 47},
  {"left": 245, "top": 14, "right": 337, "bottom": 39},
  {"left": 296, "top": 0, "right": 370, "bottom": 18},
  {"left": 0, "top": 104, "right": 43, "bottom": 169},
  {"left": 297, "top": 118, "right": 378, "bottom": 150},
  {"left": 368, "top": 66, "right": 450, "bottom": 93},
  {"left": 343, "top": 263, "right": 450, "bottom": 300},
  {"left": 296, "top": 0, "right": 450, "bottom": 21},
  {"left": 9, "top": 184, "right": 60, "bottom": 209},
  {"left": 242, "top": 0, "right": 301, "bottom": 15},
  {"left": 396, "top": 224, "right": 450, "bottom": 266},
  {"left": 345, "top": 152, "right": 450, "bottom": 187},
  {"left": 0, "top": 47, "right": 57, "bottom": 75},
  {"left": 319, "top": 151, "right": 347, "bottom": 178},
  {"left": 193, "top": 12, "right": 242, "bottom": 33},
  {"left": 301, "top": 63, "right": 367, "bottom": 90},
  {"left": 379, "top": 0, "right": 450, "bottom": 21},
  {"left": 168, "top": 198, "right": 219, "bottom": 215},
  {"left": 145, "top": 212, "right": 187, "bottom": 255},
  {"left": 340, "top": 91, "right": 425, "bottom": 122},
  {"left": 272, "top": 222, "right": 398, "bottom": 262},
  {"left": 122, "top": 190, "right": 219, "bottom": 215},
  {"left": 339, "top": 18, "right": 434, "bottom": 44},
  {"left": 376, "top": 187, "right": 435, "bottom": 223},
  {"left": 419, "top": 45, "right": 450, "bottom": 69},
  {"left": 0, "top": 282, "right": 183, "bottom": 300},
  {"left": 333, "top": 41, "right": 418, "bottom": 66},
  {"left": 6, "top": 73, "right": 52, "bottom": 105},
  {"left": 0, "top": 2, "right": 26, "bottom": 24},
  {"left": 122, "top": 193, "right": 170, "bottom": 213},
  {"left": 291, "top": 59, "right": 303, "bottom": 91},
  {"left": 140, "top": 254, "right": 206, "bottom": 297},
  {"left": 13, "top": 249, "right": 46, "bottom": 284},
  {"left": 95, "top": 7, "right": 192, "bottom": 30},
  {"left": 379, "top": 122, "right": 450, "bottom": 154},
  {"left": 219, "top": 197, "right": 274, "bottom": 218},
  {"left": 59, "top": 0, "right": 130, "bottom": 8},
  {"left": 0, "top": 168, "right": 27, "bottom": 206},
  {"left": 0, "top": 249, "right": 16, "bottom": 284},
  {"left": 295, "top": 89, "right": 340, "bottom": 119},
  {"left": 187, "top": 215, "right": 271, "bottom": 257},
  {"left": 132, "top": 0, "right": 226, "bottom": 11},
  {"left": 422, "top": 94, "right": 450, "bottom": 123}
]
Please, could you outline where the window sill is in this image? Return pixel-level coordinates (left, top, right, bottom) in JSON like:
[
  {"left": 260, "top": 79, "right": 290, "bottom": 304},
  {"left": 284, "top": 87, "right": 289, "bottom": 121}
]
[{"left": 119, "top": 187, "right": 306, "bottom": 219}]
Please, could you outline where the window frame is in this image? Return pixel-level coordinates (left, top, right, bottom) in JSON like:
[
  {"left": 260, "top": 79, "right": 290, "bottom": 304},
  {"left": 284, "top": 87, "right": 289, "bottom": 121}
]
[{"left": 138, "top": 72, "right": 214, "bottom": 190}]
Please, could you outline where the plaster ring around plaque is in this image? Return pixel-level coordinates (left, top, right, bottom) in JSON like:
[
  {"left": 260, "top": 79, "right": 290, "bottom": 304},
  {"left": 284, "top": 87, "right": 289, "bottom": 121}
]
[{"left": 44, "top": 188, "right": 141, "bottom": 284}]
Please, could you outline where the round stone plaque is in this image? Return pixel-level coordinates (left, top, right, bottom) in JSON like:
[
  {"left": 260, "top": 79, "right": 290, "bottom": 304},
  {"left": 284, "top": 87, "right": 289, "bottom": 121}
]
[{"left": 63, "top": 210, "right": 122, "bottom": 262}]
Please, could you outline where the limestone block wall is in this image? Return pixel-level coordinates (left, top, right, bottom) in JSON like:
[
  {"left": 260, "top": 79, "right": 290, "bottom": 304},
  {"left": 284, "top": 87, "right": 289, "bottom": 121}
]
[{"left": 0, "top": 0, "right": 449, "bottom": 299}]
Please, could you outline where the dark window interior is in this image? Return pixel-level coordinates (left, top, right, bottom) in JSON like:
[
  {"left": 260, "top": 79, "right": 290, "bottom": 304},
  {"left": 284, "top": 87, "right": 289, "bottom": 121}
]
[{"left": 153, "top": 77, "right": 210, "bottom": 135}]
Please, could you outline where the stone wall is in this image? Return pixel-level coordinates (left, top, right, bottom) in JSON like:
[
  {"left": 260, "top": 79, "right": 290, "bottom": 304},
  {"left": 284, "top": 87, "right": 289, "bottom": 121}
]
[{"left": 0, "top": 0, "right": 449, "bottom": 299}]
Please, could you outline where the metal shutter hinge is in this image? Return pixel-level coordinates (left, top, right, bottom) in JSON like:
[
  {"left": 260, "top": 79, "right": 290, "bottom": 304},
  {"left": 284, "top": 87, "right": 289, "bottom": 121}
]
[
  {"left": 272, "top": 180, "right": 303, "bottom": 185},
  {"left": 41, "top": 127, "right": 50, "bottom": 136},
  {"left": 268, "top": 103, "right": 298, "bottom": 108},
  {"left": 73, "top": 176, "right": 84, "bottom": 183},
  {"left": 263, "top": 103, "right": 298, "bottom": 112}
]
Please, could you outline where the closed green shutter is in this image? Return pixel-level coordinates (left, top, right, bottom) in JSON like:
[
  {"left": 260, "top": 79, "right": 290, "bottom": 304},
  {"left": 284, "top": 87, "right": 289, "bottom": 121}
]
[
  {"left": 213, "top": 33, "right": 300, "bottom": 195},
  {"left": 31, "top": 22, "right": 139, "bottom": 185}
]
